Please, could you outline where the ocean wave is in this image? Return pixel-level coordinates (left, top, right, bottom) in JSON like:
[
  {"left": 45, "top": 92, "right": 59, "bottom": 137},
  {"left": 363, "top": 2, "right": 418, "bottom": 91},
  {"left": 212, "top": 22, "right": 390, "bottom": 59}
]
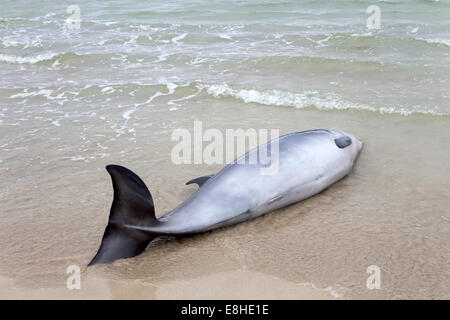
[
  {"left": 0, "top": 51, "right": 122, "bottom": 66},
  {"left": 198, "top": 83, "right": 446, "bottom": 116},
  {"left": 1, "top": 37, "right": 43, "bottom": 49},
  {"left": 0, "top": 52, "right": 60, "bottom": 64},
  {"left": 415, "top": 38, "right": 450, "bottom": 47},
  {"left": 4, "top": 81, "right": 446, "bottom": 117}
]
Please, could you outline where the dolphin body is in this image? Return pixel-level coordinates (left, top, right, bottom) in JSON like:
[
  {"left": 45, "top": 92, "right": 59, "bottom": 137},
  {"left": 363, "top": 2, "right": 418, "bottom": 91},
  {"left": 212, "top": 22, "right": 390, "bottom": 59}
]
[{"left": 89, "top": 129, "right": 363, "bottom": 265}]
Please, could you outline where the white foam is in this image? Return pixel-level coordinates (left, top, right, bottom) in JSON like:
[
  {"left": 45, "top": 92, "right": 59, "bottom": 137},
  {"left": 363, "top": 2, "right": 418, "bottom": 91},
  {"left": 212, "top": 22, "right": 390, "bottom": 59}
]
[
  {"left": 1, "top": 39, "right": 20, "bottom": 47},
  {"left": 9, "top": 89, "right": 54, "bottom": 99},
  {"left": 155, "top": 53, "right": 171, "bottom": 63},
  {"left": 323, "top": 286, "right": 345, "bottom": 298},
  {"left": 417, "top": 38, "right": 450, "bottom": 47},
  {"left": 315, "top": 34, "right": 332, "bottom": 47},
  {"left": 166, "top": 82, "right": 177, "bottom": 94},
  {"left": 122, "top": 109, "right": 135, "bottom": 121},
  {"left": 124, "top": 35, "right": 138, "bottom": 46},
  {"left": 171, "top": 32, "right": 188, "bottom": 44},
  {"left": 1, "top": 37, "right": 43, "bottom": 49},
  {"left": 188, "top": 57, "right": 212, "bottom": 65},
  {"left": 219, "top": 34, "right": 233, "bottom": 40},
  {"left": 101, "top": 86, "right": 115, "bottom": 94},
  {"left": 168, "top": 87, "right": 202, "bottom": 110},
  {"left": 69, "top": 156, "right": 85, "bottom": 161},
  {"left": 350, "top": 32, "right": 373, "bottom": 38},
  {"left": 144, "top": 91, "right": 163, "bottom": 104},
  {"left": 0, "top": 52, "right": 59, "bottom": 64},
  {"left": 199, "top": 83, "right": 445, "bottom": 116},
  {"left": 301, "top": 282, "right": 345, "bottom": 298}
]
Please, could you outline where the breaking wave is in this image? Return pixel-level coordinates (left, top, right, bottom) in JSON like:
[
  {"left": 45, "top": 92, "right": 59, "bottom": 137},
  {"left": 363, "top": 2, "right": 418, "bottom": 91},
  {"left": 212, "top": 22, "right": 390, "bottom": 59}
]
[
  {"left": 198, "top": 83, "right": 446, "bottom": 116},
  {"left": 0, "top": 52, "right": 60, "bottom": 64}
]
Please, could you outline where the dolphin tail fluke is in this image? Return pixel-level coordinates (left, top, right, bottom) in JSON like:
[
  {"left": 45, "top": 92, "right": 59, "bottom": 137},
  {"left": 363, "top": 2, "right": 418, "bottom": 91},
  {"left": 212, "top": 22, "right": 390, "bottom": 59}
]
[{"left": 89, "top": 165, "right": 160, "bottom": 266}]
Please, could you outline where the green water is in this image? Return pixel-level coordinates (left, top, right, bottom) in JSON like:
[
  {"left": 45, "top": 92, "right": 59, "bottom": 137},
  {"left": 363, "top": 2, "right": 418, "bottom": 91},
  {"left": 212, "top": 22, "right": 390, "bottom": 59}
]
[{"left": 0, "top": 0, "right": 449, "bottom": 299}]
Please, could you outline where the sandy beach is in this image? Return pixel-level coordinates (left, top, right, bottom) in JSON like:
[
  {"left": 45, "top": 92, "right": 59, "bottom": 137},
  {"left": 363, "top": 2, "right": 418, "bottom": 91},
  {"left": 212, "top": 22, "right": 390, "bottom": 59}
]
[
  {"left": 0, "top": 270, "right": 338, "bottom": 299},
  {"left": 0, "top": 0, "right": 449, "bottom": 299}
]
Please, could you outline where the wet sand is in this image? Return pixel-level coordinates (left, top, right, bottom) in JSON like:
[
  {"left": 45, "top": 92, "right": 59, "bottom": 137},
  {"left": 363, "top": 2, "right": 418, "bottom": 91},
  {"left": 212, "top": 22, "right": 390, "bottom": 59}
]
[
  {"left": 1, "top": 101, "right": 449, "bottom": 299},
  {"left": 0, "top": 270, "right": 337, "bottom": 300},
  {"left": 1, "top": 0, "right": 449, "bottom": 300}
]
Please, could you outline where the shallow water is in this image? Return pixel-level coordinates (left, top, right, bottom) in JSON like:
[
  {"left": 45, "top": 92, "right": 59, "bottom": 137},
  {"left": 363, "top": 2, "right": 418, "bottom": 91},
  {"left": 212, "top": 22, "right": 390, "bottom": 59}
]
[{"left": 0, "top": 0, "right": 449, "bottom": 299}]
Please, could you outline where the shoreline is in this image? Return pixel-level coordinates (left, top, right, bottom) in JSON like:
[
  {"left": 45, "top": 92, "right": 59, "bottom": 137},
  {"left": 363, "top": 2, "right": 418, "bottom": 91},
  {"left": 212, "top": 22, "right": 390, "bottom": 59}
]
[{"left": 0, "top": 270, "right": 338, "bottom": 300}]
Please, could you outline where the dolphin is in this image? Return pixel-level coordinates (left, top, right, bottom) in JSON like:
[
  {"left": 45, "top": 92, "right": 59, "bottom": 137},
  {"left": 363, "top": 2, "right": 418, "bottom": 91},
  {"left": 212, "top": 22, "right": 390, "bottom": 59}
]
[{"left": 89, "top": 129, "right": 363, "bottom": 265}]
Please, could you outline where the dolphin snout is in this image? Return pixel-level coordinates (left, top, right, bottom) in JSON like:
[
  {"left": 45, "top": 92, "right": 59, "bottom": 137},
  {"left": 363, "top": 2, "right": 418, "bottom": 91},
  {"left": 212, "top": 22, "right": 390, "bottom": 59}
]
[
  {"left": 353, "top": 137, "right": 363, "bottom": 163},
  {"left": 357, "top": 139, "right": 363, "bottom": 153}
]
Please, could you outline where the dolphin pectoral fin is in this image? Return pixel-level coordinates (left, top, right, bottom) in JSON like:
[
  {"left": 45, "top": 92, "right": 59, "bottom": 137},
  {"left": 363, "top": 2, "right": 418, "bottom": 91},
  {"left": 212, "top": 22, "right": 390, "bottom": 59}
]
[
  {"left": 268, "top": 194, "right": 284, "bottom": 204},
  {"left": 185, "top": 174, "right": 214, "bottom": 188},
  {"left": 89, "top": 165, "right": 161, "bottom": 266}
]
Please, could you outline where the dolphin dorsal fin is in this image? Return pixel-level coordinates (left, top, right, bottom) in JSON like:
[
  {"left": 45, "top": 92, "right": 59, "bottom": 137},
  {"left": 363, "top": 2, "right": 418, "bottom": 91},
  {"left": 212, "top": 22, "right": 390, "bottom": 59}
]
[{"left": 185, "top": 174, "right": 214, "bottom": 188}]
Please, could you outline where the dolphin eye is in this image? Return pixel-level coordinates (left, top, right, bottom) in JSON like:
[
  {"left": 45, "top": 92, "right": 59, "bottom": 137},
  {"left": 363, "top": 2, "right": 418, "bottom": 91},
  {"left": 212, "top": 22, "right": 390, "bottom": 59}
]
[{"left": 334, "top": 136, "right": 352, "bottom": 148}]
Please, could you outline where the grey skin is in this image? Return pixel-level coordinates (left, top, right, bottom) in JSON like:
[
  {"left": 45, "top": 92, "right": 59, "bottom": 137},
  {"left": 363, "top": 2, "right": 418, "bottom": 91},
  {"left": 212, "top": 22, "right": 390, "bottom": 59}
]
[{"left": 89, "top": 129, "right": 363, "bottom": 265}]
